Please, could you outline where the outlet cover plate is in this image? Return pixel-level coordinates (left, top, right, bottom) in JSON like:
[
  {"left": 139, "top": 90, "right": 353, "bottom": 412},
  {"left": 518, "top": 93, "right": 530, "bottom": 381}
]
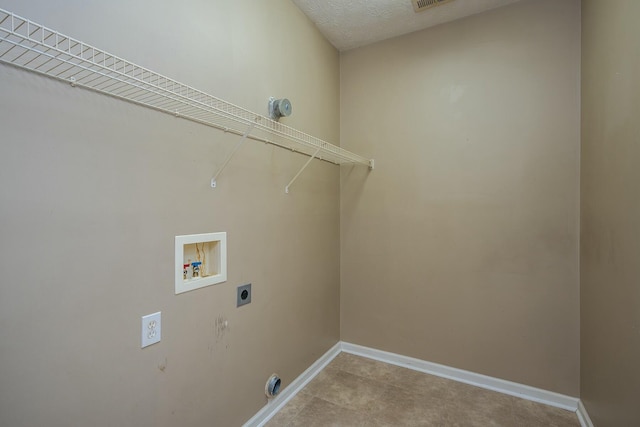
[
  {"left": 237, "top": 283, "right": 252, "bottom": 307},
  {"left": 141, "top": 312, "right": 161, "bottom": 348}
]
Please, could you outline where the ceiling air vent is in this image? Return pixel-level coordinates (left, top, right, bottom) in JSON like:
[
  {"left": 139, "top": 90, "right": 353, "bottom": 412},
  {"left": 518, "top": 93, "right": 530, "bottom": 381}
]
[{"left": 412, "top": 0, "right": 455, "bottom": 13}]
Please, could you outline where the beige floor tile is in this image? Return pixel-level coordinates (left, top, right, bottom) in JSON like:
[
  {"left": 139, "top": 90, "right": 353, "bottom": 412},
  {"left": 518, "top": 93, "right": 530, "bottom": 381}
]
[
  {"left": 364, "top": 385, "right": 452, "bottom": 427},
  {"left": 288, "top": 396, "right": 370, "bottom": 427},
  {"left": 304, "top": 369, "right": 387, "bottom": 411},
  {"left": 265, "top": 390, "right": 314, "bottom": 427}
]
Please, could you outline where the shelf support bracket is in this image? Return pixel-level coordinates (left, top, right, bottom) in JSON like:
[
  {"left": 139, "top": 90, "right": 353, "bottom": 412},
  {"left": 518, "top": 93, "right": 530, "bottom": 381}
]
[
  {"left": 211, "top": 120, "right": 258, "bottom": 188},
  {"left": 285, "top": 147, "right": 322, "bottom": 194}
]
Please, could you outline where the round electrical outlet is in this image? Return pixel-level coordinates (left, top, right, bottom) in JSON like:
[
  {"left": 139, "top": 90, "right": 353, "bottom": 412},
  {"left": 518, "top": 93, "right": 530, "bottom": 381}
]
[{"left": 237, "top": 283, "right": 252, "bottom": 307}]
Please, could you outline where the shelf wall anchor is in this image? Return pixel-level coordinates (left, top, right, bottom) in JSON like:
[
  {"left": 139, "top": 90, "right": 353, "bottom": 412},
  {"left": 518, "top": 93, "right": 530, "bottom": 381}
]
[
  {"left": 211, "top": 120, "right": 258, "bottom": 188},
  {"left": 285, "top": 146, "right": 322, "bottom": 194}
]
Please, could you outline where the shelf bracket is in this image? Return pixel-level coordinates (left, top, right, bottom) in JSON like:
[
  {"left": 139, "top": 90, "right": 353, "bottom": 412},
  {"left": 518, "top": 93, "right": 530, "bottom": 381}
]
[
  {"left": 285, "top": 146, "right": 322, "bottom": 194},
  {"left": 211, "top": 120, "right": 258, "bottom": 188}
]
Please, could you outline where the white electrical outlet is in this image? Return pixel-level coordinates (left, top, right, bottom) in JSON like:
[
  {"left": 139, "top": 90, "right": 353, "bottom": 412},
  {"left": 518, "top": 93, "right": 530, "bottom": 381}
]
[{"left": 141, "top": 312, "right": 161, "bottom": 348}]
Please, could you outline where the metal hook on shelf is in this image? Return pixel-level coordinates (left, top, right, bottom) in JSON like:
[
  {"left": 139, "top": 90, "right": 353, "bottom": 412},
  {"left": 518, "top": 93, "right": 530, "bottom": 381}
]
[{"left": 211, "top": 119, "right": 258, "bottom": 188}]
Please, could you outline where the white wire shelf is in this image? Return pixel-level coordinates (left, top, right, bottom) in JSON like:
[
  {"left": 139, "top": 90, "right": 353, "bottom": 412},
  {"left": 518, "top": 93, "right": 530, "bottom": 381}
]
[{"left": 0, "top": 7, "right": 374, "bottom": 172}]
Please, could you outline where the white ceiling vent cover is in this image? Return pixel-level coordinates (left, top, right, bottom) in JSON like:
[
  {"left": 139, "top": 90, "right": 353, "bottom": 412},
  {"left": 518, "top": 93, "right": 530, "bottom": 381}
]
[{"left": 412, "top": 0, "right": 456, "bottom": 13}]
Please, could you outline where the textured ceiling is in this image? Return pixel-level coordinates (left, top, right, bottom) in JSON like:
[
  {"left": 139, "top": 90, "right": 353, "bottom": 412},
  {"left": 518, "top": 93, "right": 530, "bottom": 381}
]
[{"left": 291, "top": 0, "right": 522, "bottom": 51}]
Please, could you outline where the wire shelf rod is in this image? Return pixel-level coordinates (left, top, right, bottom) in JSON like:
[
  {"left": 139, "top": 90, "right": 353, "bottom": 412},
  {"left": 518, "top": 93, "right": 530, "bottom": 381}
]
[
  {"left": 211, "top": 121, "right": 258, "bottom": 189},
  {"left": 286, "top": 146, "right": 322, "bottom": 194}
]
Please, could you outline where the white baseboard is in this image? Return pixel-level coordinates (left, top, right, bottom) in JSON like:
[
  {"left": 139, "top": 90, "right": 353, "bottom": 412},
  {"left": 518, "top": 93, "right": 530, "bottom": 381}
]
[
  {"left": 244, "top": 341, "right": 585, "bottom": 426},
  {"left": 340, "top": 342, "right": 580, "bottom": 412},
  {"left": 242, "top": 342, "right": 341, "bottom": 427},
  {"left": 576, "top": 399, "right": 595, "bottom": 427}
]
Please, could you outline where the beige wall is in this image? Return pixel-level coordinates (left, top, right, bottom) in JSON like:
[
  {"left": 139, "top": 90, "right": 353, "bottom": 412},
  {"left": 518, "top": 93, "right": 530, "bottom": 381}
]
[
  {"left": 340, "top": 0, "right": 581, "bottom": 396},
  {"left": 0, "top": 1, "right": 340, "bottom": 426},
  {"left": 581, "top": 0, "right": 640, "bottom": 425}
]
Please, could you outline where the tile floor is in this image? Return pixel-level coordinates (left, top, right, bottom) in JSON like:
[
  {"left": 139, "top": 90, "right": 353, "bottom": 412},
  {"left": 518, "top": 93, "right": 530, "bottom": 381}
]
[{"left": 265, "top": 353, "right": 580, "bottom": 427}]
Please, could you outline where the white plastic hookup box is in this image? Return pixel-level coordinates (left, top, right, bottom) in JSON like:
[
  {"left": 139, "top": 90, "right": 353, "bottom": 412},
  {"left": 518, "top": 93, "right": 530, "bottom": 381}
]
[{"left": 175, "top": 232, "right": 227, "bottom": 294}]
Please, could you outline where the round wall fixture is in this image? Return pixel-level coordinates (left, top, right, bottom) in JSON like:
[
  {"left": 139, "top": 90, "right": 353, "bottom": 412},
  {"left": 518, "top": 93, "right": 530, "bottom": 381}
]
[
  {"left": 265, "top": 374, "right": 282, "bottom": 398},
  {"left": 268, "top": 97, "right": 292, "bottom": 121}
]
